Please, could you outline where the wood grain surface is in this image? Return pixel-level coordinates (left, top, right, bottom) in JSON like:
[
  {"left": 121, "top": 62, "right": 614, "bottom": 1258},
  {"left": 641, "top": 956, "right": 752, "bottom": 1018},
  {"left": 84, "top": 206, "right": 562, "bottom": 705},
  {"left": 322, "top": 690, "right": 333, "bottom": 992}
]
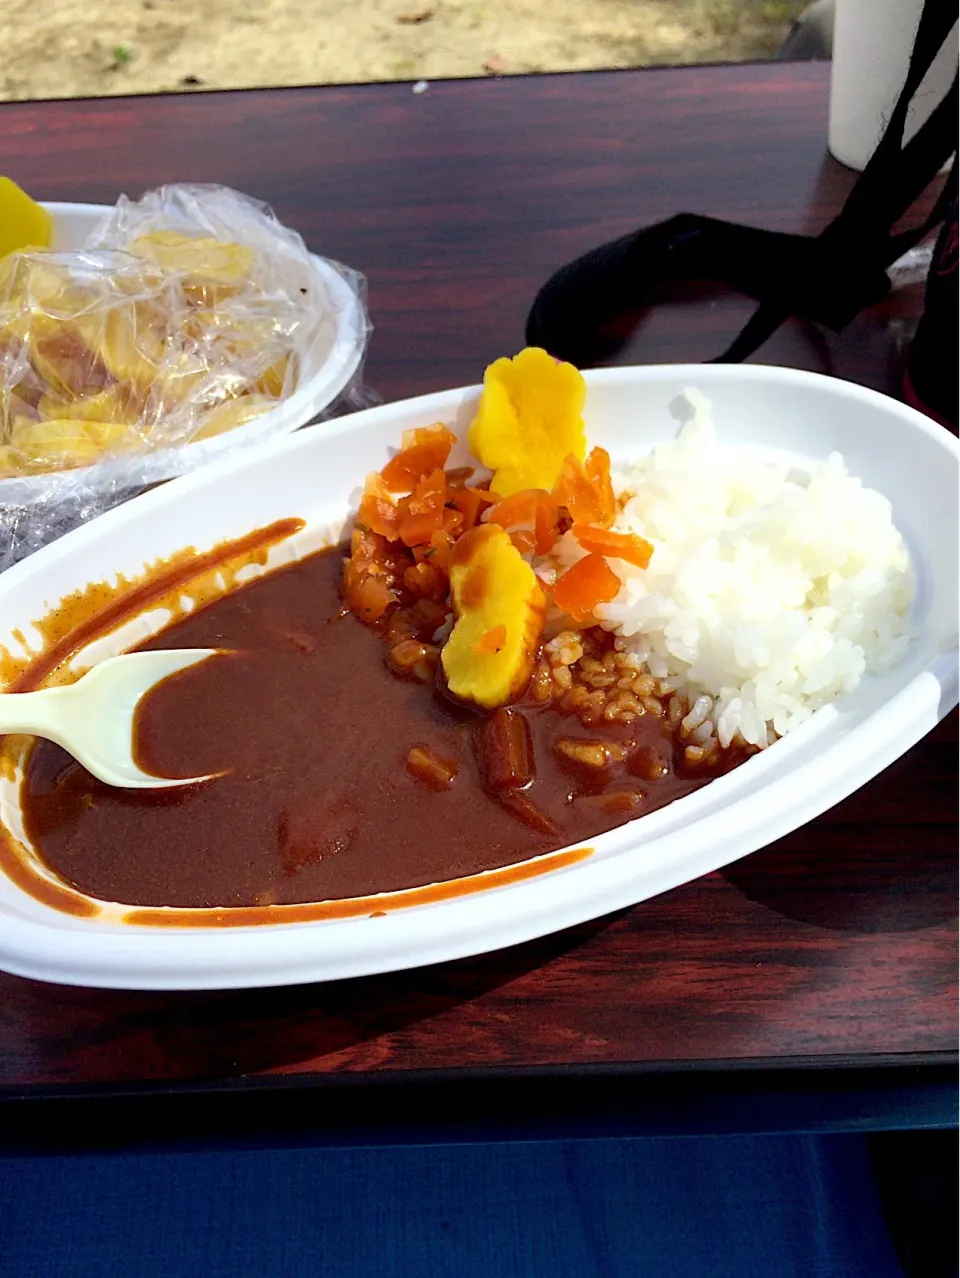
[{"left": 0, "top": 63, "right": 956, "bottom": 1092}]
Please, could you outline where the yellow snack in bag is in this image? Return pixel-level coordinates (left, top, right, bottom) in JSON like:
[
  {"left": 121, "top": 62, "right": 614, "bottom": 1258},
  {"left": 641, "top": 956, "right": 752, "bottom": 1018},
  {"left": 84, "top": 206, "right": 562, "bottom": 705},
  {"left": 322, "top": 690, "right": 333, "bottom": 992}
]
[
  {"left": 9, "top": 417, "right": 129, "bottom": 470},
  {"left": 37, "top": 385, "right": 141, "bottom": 427},
  {"left": 129, "top": 231, "right": 254, "bottom": 305},
  {"left": 193, "top": 394, "right": 280, "bottom": 439}
]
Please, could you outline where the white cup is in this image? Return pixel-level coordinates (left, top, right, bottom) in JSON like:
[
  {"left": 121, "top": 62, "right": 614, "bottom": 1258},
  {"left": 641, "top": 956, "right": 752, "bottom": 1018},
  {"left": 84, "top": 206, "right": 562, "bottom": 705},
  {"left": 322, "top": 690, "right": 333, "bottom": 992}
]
[{"left": 828, "top": 0, "right": 958, "bottom": 171}]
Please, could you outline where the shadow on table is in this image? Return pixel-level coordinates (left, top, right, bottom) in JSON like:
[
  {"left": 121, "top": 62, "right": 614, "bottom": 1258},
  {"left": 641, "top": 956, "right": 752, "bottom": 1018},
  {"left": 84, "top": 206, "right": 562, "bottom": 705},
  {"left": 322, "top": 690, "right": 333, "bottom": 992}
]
[
  {"left": 3, "top": 910, "right": 623, "bottom": 1086},
  {"left": 721, "top": 824, "right": 957, "bottom": 933},
  {"left": 721, "top": 720, "right": 958, "bottom": 934}
]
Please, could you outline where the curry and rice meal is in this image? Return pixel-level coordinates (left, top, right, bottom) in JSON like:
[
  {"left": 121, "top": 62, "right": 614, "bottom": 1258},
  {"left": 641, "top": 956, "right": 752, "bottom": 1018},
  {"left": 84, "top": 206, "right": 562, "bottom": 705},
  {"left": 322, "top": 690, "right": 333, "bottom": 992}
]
[{"left": 14, "top": 348, "right": 915, "bottom": 912}]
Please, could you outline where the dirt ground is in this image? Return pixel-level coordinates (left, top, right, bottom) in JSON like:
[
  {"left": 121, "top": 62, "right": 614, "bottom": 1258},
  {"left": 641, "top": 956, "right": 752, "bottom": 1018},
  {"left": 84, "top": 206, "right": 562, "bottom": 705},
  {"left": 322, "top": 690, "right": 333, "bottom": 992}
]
[{"left": 0, "top": 0, "right": 807, "bottom": 102}]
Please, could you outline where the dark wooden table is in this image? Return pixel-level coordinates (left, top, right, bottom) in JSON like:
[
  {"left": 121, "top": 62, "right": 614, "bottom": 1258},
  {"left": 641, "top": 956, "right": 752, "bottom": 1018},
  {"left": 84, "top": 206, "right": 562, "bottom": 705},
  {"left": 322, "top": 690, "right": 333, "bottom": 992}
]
[{"left": 1, "top": 63, "right": 956, "bottom": 1132}]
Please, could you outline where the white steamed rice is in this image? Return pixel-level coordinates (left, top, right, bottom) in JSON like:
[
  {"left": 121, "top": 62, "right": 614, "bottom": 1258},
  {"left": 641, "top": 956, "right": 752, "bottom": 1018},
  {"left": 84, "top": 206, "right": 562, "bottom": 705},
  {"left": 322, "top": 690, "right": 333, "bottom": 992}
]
[{"left": 539, "top": 389, "right": 915, "bottom": 750}]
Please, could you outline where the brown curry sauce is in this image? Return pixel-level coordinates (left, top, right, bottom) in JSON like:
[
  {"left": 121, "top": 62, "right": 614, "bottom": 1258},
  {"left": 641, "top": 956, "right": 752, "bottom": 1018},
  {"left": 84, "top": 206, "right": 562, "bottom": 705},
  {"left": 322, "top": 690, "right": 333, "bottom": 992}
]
[{"left": 17, "top": 544, "right": 744, "bottom": 913}]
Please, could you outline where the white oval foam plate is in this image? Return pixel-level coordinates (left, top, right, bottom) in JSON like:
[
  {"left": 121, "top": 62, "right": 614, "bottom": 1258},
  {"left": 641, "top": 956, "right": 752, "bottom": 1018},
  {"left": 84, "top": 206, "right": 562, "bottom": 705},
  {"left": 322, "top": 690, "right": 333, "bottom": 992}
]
[
  {"left": 0, "top": 364, "right": 956, "bottom": 990},
  {"left": 0, "top": 202, "right": 369, "bottom": 505}
]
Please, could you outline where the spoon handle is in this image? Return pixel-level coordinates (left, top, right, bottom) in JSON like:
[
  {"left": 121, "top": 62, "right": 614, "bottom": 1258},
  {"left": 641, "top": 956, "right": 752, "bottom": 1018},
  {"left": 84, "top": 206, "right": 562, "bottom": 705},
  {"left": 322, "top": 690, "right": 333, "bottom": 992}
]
[{"left": 0, "top": 686, "right": 74, "bottom": 744}]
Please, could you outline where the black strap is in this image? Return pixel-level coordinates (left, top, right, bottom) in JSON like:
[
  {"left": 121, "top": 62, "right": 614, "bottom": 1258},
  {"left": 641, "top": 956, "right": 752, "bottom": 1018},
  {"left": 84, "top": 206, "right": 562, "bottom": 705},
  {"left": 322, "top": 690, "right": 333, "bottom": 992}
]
[
  {"left": 714, "top": 0, "right": 958, "bottom": 363},
  {"left": 525, "top": 0, "right": 958, "bottom": 370}
]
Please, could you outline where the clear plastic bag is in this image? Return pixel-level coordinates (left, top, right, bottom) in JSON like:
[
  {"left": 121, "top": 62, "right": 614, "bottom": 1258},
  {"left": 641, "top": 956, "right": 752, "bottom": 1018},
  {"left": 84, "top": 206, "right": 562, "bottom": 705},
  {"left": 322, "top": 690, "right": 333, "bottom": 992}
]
[{"left": 0, "top": 184, "right": 372, "bottom": 570}]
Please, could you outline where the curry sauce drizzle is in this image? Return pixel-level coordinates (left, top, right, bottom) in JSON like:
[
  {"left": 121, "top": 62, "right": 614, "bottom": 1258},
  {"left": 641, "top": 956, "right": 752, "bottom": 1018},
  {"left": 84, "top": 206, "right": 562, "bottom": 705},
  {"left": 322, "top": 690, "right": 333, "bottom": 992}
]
[
  {"left": 5, "top": 518, "right": 306, "bottom": 693},
  {"left": 0, "top": 518, "right": 305, "bottom": 918},
  {"left": 124, "top": 846, "right": 593, "bottom": 927}
]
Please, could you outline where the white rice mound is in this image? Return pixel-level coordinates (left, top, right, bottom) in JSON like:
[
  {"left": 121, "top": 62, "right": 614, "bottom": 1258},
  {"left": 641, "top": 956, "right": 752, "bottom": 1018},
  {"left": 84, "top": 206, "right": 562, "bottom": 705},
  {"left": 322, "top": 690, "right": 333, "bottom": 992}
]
[{"left": 542, "top": 389, "right": 916, "bottom": 751}]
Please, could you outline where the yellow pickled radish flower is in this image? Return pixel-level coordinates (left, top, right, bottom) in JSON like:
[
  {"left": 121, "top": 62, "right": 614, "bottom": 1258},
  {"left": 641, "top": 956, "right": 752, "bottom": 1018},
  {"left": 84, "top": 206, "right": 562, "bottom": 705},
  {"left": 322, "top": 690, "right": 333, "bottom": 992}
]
[
  {"left": 441, "top": 524, "right": 546, "bottom": 709},
  {"left": 9, "top": 417, "right": 131, "bottom": 470},
  {"left": 468, "top": 346, "right": 586, "bottom": 498},
  {"left": 192, "top": 394, "right": 278, "bottom": 439},
  {"left": 0, "top": 178, "right": 53, "bottom": 260}
]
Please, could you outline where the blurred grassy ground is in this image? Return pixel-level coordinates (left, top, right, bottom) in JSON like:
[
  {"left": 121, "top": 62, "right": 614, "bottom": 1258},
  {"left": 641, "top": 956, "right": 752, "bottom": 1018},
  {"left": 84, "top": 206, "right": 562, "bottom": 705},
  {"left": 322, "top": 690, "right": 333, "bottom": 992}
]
[{"left": 0, "top": 0, "right": 807, "bottom": 102}]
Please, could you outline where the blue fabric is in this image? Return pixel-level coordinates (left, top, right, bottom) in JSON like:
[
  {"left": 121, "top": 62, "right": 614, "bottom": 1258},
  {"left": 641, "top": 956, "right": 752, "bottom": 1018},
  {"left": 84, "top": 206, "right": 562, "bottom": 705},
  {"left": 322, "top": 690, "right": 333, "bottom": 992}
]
[{"left": 0, "top": 1134, "right": 904, "bottom": 1278}]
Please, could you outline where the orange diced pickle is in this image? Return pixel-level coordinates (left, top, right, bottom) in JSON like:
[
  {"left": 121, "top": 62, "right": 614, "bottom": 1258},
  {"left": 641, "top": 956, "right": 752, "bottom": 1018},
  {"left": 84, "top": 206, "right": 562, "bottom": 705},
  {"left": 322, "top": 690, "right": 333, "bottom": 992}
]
[
  {"left": 349, "top": 527, "right": 411, "bottom": 587},
  {"left": 398, "top": 468, "right": 447, "bottom": 546},
  {"left": 552, "top": 453, "right": 607, "bottom": 526},
  {"left": 509, "top": 529, "right": 537, "bottom": 556},
  {"left": 358, "top": 472, "right": 401, "bottom": 539},
  {"left": 350, "top": 525, "right": 379, "bottom": 558},
  {"left": 402, "top": 423, "right": 457, "bottom": 454},
  {"left": 397, "top": 510, "right": 436, "bottom": 548},
  {"left": 571, "top": 524, "right": 654, "bottom": 570},
  {"left": 442, "top": 506, "right": 465, "bottom": 537},
  {"left": 584, "top": 447, "right": 616, "bottom": 526},
  {"left": 381, "top": 424, "right": 456, "bottom": 490},
  {"left": 403, "top": 561, "right": 448, "bottom": 602},
  {"left": 485, "top": 489, "right": 542, "bottom": 530},
  {"left": 386, "top": 599, "right": 449, "bottom": 646},
  {"left": 472, "top": 624, "right": 507, "bottom": 655},
  {"left": 485, "top": 488, "right": 560, "bottom": 556},
  {"left": 448, "top": 484, "right": 494, "bottom": 530},
  {"left": 343, "top": 566, "right": 394, "bottom": 622},
  {"left": 413, "top": 528, "right": 455, "bottom": 575},
  {"left": 534, "top": 495, "right": 560, "bottom": 554},
  {"left": 551, "top": 552, "right": 621, "bottom": 622},
  {"left": 406, "top": 467, "right": 446, "bottom": 516},
  {"left": 410, "top": 598, "right": 449, "bottom": 639},
  {"left": 388, "top": 640, "right": 440, "bottom": 682}
]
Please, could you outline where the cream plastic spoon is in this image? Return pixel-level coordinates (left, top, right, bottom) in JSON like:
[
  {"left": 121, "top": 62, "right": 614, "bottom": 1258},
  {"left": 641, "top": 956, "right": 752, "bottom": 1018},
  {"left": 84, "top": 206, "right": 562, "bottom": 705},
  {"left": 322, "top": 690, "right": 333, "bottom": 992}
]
[{"left": 0, "top": 648, "right": 223, "bottom": 789}]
